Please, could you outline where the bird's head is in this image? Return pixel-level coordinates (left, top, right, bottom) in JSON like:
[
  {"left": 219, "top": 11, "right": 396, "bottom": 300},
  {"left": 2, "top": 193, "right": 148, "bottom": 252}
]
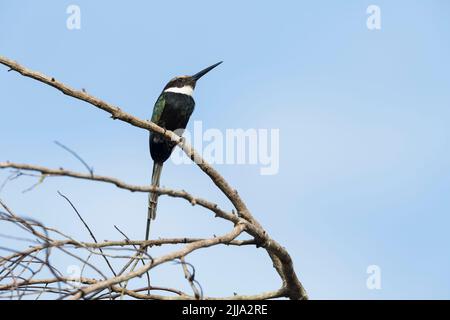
[{"left": 163, "top": 61, "right": 222, "bottom": 96}]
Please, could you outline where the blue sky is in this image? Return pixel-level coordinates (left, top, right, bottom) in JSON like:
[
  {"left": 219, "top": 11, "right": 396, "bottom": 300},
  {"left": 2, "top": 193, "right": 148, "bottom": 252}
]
[{"left": 1, "top": 0, "right": 450, "bottom": 299}]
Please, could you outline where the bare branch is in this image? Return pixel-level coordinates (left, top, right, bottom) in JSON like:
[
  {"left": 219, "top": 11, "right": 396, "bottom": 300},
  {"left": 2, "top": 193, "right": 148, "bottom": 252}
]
[
  {"left": 178, "top": 257, "right": 202, "bottom": 299},
  {"left": 54, "top": 141, "right": 94, "bottom": 176},
  {"left": 0, "top": 55, "right": 308, "bottom": 300},
  {"left": 0, "top": 162, "right": 237, "bottom": 222},
  {"left": 57, "top": 191, "right": 117, "bottom": 277},
  {"left": 69, "top": 224, "right": 247, "bottom": 300}
]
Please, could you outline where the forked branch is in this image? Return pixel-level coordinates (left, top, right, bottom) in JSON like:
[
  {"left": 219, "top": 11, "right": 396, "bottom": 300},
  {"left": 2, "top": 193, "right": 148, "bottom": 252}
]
[{"left": 0, "top": 55, "right": 307, "bottom": 300}]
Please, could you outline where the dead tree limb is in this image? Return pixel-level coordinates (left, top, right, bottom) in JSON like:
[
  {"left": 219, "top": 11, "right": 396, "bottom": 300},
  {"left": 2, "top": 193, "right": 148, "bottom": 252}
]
[{"left": 0, "top": 55, "right": 307, "bottom": 300}]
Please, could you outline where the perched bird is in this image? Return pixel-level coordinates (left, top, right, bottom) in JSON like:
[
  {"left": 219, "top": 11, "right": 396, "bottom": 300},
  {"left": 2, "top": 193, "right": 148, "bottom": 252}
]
[{"left": 146, "top": 61, "right": 223, "bottom": 241}]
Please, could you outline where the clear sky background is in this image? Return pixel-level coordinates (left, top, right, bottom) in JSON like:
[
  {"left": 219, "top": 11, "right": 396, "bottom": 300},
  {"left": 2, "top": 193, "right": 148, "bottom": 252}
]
[{"left": 1, "top": 0, "right": 450, "bottom": 299}]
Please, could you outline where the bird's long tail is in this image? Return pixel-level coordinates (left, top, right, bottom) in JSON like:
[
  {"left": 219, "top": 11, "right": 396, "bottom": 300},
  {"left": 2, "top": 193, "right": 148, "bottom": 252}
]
[{"left": 146, "top": 162, "right": 163, "bottom": 242}]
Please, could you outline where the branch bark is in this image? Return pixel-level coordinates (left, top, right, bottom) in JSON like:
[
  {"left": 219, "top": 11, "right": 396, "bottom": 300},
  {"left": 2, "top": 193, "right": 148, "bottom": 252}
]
[{"left": 0, "top": 55, "right": 308, "bottom": 300}]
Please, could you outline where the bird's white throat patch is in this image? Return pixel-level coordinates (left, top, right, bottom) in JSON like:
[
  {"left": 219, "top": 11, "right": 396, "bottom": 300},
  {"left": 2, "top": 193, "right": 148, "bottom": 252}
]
[{"left": 164, "top": 85, "right": 194, "bottom": 96}]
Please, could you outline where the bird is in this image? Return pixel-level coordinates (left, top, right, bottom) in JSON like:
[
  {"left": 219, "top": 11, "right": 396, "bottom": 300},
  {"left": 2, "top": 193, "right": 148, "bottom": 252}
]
[{"left": 146, "top": 61, "right": 223, "bottom": 242}]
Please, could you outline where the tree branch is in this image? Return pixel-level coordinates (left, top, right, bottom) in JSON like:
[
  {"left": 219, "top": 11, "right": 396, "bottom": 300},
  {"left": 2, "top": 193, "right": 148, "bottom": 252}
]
[{"left": 0, "top": 55, "right": 308, "bottom": 300}]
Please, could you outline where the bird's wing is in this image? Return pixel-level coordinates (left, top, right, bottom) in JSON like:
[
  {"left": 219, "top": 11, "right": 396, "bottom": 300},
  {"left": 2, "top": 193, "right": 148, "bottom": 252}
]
[{"left": 151, "top": 94, "right": 165, "bottom": 124}]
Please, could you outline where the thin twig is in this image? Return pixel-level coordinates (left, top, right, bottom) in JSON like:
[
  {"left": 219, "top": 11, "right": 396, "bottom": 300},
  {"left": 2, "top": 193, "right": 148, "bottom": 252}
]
[
  {"left": 178, "top": 257, "right": 202, "bottom": 300},
  {"left": 57, "top": 191, "right": 117, "bottom": 277},
  {"left": 54, "top": 141, "right": 94, "bottom": 176}
]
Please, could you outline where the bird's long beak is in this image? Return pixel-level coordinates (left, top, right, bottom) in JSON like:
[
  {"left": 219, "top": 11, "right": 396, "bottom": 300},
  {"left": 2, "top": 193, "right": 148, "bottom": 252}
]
[{"left": 192, "top": 61, "right": 223, "bottom": 81}]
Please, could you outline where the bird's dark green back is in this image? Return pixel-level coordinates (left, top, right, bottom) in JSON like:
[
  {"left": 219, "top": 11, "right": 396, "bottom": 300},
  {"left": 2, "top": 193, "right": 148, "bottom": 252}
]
[
  {"left": 149, "top": 92, "right": 195, "bottom": 163},
  {"left": 151, "top": 94, "right": 166, "bottom": 124}
]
